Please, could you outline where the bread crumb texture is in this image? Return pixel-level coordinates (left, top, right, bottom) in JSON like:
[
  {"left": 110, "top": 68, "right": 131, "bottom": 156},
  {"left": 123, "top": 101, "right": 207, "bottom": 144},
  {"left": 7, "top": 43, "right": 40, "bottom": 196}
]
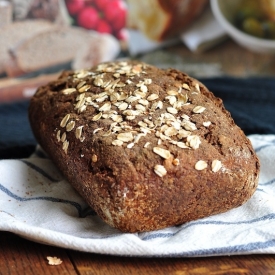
[{"left": 29, "top": 61, "right": 260, "bottom": 232}]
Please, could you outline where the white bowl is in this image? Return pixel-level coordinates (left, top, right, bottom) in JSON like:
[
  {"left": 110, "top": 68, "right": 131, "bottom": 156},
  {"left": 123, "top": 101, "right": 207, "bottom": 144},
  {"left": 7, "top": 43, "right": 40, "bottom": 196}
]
[{"left": 210, "top": 0, "right": 275, "bottom": 54}]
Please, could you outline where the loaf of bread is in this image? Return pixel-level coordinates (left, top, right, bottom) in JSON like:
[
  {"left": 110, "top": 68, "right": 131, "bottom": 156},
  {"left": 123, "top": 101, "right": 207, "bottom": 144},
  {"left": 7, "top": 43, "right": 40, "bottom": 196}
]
[
  {"left": 127, "top": 0, "right": 208, "bottom": 41},
  {"left": 0, "top": 19, "right": 54, "bottom": 74},
  {"left": 29, "top": 60, "right": 260, "bottom": 233},
  {"left": 5, "top": 27, "right": 120, "bottom": 76},
  {"left": 71, "top": 32, "right": 120, "bottom": 70}
]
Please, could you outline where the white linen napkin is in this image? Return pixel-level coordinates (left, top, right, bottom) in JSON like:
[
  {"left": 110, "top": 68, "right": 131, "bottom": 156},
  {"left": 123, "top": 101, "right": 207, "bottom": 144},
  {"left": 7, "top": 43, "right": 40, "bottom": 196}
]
[
  {"left": 181, "top": 7, "right": 227, "bottom": 52},
  {"left": 0, "top": 134, "right": 275, "bottom": 257}
]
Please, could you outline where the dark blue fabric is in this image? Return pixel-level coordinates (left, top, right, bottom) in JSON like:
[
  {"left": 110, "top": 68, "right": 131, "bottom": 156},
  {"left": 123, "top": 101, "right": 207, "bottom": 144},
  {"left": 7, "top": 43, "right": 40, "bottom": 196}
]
[
  {"left": 0, "top": 100, "right": 36, "bottom": 159},
  {"left": 0, "top": 77, "right": 274, "bottom": 159},
  {"left": 201, "top": 77, "right": 275, "bottom": 135}
]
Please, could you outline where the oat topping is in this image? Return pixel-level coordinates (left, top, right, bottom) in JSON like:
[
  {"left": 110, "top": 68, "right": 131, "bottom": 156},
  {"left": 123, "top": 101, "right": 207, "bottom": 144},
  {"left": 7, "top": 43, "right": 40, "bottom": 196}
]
[
  {"left": 127, "top": 142, "right": 135, "bottom": 149},
  {"left": 75, "top": 125, "right": 85, "bottom": 141},
  {"left": 112, "top": 139, "right": 123, "bottom": 146},
  {"left": 117, "top": 132, "right": 134, "bottom": 142},
  {"left": 47, "top": 256, "right": 63, "bottom": 266},
  {"left": 61, "top": 132, "right": 66, "bottom": 142},
  {"left": 203, "top": 121, "right": 211, "bottom": 127},
  {"left": 92, "top": 112, "right": 102, "bottom": 121},
  {"left": 93, "top": 127, "right": 104, "bottom": 134},
  {"left": 60, "top": 114, "right": 70, "bottom": 128},
  {"left": 195, "top": 83, "right": 201, "bottom": 93},
  {"left": 56, "top": 130, "right": 61, "bottom": 142},
  {"left": 167, "top": 106, "right": 178, "bottom": 115},
  {"left": 66, "top": 120, "right": 75, "bottom": 132},
  {"left": 193, "top": 106, "right": 206, "bottom": 114},
  {"left": 57, "top": 61, "right": 218, "bottom": 175},
  {"left": 62, "top": 88, "right": 76, "bottom": 95},
  {"left": 212, "top": 159, "right": 222, "bottom": 172},
  {"left": 181, "top": 114, "right": 190, "bottom": 121},
  {"left": 195, "top": 160, "right": 208, "bottom": 170},
  {"left": 153, "top": 147, "right": 171, "bottom": 159},
  {"left": 147, "top": 93, "right": 159, "bottom": 101},
  {"left": 186, "top": 135, "right": 201, "bottom": 150},
  {"left": 182, "top": 83, "right": 190, "bottom": 90},
  {"left": 62, "top": 140, "right": 69, "bottom": 154},
  {"left": 176, "top": 141, "right": 189, "bottom": 149},
  {"left": 154, "top": 164, "right": 167, "bottom": 177},
  {"left": 144, "top": 142, "right": 151, "bottom": 148},
  {"left": 181, "top": 120, "right": 197, "bottom": 131}
]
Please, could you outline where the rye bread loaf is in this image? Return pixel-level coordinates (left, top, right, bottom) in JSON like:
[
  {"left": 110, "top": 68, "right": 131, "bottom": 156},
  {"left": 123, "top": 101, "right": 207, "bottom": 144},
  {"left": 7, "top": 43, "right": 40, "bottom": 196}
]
[{"left": 29, "top": 60, "right": 260, "bottom": 233}]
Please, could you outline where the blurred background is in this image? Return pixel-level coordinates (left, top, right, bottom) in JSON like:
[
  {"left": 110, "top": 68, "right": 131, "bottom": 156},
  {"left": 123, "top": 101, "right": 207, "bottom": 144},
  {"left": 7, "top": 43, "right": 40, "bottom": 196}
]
[{"left": 0, "top": 0, "right": 275, "bottom": 102}]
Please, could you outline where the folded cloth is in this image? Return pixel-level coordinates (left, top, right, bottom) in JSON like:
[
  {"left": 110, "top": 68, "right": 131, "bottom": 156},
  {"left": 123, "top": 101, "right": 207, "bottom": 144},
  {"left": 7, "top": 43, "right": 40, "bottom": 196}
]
[
  {"left": 0, "top": 100, "right": 36, "bottom": 159},
  {"left": 0, "top": 134, "right": 274, "bottom": 256},
  {"left": 181, "top": 7, "right": 227, "bottom": 52}
]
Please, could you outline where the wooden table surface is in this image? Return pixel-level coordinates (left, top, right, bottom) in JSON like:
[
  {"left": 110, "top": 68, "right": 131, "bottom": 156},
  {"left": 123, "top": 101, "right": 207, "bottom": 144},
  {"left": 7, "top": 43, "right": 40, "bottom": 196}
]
[
  {"left": 1, "top": 39, "right": 275, "bottom": 274},
  {"left": 1, "top": 231, "right": 275, "bottom": 275}
]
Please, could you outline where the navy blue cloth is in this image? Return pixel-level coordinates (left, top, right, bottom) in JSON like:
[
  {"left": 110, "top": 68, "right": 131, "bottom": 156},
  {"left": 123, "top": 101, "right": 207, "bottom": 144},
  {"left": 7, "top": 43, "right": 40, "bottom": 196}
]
[
  {"left": 0, "top": 100, "right": 36, "bottom": 159},
  {"left": 201, "top": 77, "right": 275, "bottom": 135},
  {"left": 0, "top": 77, "right": 274, "bottom": 159}
]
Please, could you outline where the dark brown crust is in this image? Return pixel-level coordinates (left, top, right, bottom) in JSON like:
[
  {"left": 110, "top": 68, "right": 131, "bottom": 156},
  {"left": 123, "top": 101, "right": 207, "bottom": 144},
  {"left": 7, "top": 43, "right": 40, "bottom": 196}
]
[{"left": 29, "top": 61, "right": 260, "bottom": 232}]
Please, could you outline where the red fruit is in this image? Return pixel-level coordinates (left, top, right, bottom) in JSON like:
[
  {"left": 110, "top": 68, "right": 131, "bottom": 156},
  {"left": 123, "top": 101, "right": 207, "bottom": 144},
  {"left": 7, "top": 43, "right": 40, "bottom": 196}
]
[
  {"left": 96, "top": 19, "right": 112, "bottom": 34},
  {"left": 111, "top": 6, "right": 126, "bottom": 32},
  {"left": 94, "top": 0, "right": 113, "bottom": 11},
  {"left": 77, "top": 7, "right": 100, "bottom": 29},
  {"left": 66, "top": 0, "right": 85, "bottom": 16},
  {"left": 104, "top": 1, "right": 126, "bottom": 25},
  {"left": 85, "top": 0, "right": 96, "bottom": 7}
]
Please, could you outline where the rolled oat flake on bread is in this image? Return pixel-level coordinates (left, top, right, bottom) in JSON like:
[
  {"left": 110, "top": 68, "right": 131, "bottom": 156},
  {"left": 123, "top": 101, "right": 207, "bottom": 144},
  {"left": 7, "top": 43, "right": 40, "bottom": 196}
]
[{"left": 29, "top": 61, "right": 260, "bottom": 233}]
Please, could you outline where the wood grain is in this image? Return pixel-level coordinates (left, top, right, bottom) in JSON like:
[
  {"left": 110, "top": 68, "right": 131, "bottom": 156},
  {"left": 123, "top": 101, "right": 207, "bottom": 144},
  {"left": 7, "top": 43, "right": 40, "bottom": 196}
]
[
  {"left": 68, "top": 251, "right": 275, "bottom": 275},
  {"left": 0, "top": 232, "right": 77, "bottom": 275},
  {"left": 1, "top": 232, "right": 275, "bottom": 275}
]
